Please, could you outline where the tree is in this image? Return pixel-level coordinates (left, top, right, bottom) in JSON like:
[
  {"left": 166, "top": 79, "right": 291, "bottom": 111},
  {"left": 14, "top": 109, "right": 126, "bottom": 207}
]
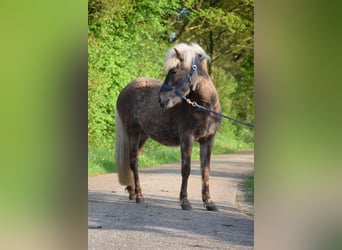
[
  {"left": 172, "top": 0, "right": 254, "bottom": 125},
  {"left": 88, "top": 0, "right": 180, "bottom": 147},
  {"left": 88, "top": 0, "right": 254, "bottom": 148}
]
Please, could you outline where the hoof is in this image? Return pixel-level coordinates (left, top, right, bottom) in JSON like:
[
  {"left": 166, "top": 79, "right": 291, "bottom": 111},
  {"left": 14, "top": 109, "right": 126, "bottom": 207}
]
[
  {"left": 136, "top": 196, "right": 144, "bottom": 203},
  {"left": 205, "top": 201, "right": 219, "bottom": 212},
  {"left": 181, "top": 200, "right": 193, "bottom": 211},
  {"left": 125, "top": 186, "right": 136, "bottom": 200},
  {"left": 128, "top": 193, "right": 136, "bottom": 201}
]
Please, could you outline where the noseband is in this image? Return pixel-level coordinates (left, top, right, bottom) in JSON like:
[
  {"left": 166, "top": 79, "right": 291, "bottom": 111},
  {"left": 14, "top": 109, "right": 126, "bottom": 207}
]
[{"left": 161, "top": 57, "right": 199, "bottom": 98}]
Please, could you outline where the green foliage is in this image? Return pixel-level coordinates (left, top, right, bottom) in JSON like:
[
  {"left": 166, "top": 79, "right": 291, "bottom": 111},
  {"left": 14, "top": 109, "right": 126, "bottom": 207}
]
[
  {"left": 173, "top": 0, "right": 254, "bottom": 134},
  {"left": 88, "top": 0, "right": 254, "bottom": 172},
  {"left": 88, "top": 0, "right": 180, "bottom": 147}
]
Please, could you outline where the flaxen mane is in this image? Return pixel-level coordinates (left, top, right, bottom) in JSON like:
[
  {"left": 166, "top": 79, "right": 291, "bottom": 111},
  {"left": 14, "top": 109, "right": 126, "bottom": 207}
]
[{"left": 164, "top": 43, "right": 210, "bottom": 72}]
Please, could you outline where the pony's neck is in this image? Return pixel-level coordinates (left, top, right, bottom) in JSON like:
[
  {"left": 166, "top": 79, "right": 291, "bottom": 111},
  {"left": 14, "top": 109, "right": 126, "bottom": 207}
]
[
  {"left": 199, "top": 59, "right": 208, "bottom": 72},
  {"left": 192, "top": 76, "right": 221, "bottom": 112}
]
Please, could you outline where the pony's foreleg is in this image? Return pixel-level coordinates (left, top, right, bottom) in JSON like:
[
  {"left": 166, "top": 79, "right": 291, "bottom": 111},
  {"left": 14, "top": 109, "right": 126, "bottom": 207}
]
[
  {"left": 179, "top": 137, "right": 194, "bottom": 210},
  {"left": 200, "top": 137, "right": 218, "bottom": 211}
]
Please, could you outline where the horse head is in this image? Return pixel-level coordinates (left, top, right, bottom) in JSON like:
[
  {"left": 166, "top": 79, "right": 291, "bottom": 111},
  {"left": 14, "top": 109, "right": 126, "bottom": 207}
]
[{"left": 159, "top": 43, "right": 210, "bottom": 109}]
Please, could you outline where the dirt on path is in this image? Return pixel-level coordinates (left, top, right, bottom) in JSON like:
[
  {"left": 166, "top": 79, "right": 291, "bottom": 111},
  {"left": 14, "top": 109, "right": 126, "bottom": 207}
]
[{"left": 88, "top": 150, "right": 254, "bottom": 249}]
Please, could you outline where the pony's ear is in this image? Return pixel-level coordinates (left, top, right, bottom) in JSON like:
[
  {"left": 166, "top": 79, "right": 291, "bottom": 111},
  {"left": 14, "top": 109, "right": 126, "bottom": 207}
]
[{"left": 174, "top": 48, "right": 184, "bottom": 61}]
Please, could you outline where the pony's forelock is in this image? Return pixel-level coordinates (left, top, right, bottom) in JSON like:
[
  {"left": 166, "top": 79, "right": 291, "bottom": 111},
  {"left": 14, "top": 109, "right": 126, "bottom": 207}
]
[
  {"left": 164, "top": 43, "right": 200, "bottom": 71},
  {"left": 163, "top": 43, "right": 210, "bottom": 71}
]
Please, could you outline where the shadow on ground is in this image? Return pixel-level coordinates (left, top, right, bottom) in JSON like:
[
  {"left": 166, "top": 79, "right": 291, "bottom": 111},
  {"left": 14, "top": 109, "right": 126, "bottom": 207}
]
[{"left": 88, "top": 191, "right": 254, "bottom": 248}]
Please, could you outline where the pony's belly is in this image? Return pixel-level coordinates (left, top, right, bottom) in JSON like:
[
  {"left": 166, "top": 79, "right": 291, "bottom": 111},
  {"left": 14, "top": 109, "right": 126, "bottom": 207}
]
[
  {"left": 149, "top": 134, "right": 180, "bottom": 146},
  {"left": 141, "top": 123, "right": 180, "bottom": 146}
]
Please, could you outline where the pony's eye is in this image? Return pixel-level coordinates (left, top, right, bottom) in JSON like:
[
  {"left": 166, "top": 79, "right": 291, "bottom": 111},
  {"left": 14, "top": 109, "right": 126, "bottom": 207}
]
[{"left": 170, "top": 70, "right": 176, "bottom": 74}]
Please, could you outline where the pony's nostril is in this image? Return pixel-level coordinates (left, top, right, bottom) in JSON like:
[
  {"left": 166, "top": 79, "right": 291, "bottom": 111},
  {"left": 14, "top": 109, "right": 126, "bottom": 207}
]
[
  {"left": 159, "top": 98, "right": 163, "bottom": 107},
  {"left": 159, "top": 98, "right": 169, "bottom": 108}
]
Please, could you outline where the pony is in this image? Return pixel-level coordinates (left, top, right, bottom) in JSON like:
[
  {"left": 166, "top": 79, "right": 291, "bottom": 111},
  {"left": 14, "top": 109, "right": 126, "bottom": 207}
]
[{"left": 115, "top": 43, "right": 221, "bottom": 211}]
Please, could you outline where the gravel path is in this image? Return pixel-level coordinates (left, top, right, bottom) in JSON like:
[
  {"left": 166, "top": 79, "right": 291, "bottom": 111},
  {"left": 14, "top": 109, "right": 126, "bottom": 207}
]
[{"left": 88, "top": 150, "right": 254, "bottom": 249}]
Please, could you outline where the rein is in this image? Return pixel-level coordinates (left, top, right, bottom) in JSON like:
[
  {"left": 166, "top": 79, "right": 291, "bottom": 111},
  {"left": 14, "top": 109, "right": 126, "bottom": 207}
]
[
  {"left": 162, "top": 58, "right": 255, "bottom": 128},
  {"left": 180, "top": 95, "right": 255, "bottom": 128}
]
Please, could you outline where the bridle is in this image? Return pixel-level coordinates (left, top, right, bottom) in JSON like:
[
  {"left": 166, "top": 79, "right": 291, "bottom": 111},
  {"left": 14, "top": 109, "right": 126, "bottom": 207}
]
[
  {"left": 160, "top": 57, "right": 254, "bottom": 128},
  {"left": 161, "top": 57, "right": 199, "bottom": 98}
]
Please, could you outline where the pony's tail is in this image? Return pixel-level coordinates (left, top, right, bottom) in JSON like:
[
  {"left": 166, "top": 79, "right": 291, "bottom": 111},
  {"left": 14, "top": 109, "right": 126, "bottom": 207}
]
[{"left": 115, "top": 109, "right": 134, "bottom": 186}]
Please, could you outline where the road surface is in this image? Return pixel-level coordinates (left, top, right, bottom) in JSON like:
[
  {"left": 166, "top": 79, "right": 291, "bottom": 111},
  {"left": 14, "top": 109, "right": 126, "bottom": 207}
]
[{"left": 88, "top": 150, "right": 254, "bottom": 249}]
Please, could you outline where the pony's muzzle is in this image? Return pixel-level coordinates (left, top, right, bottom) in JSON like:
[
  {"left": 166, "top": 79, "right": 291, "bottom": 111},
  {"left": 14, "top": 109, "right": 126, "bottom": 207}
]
[{"left": 159, "top": 97, "right": 168, "bottom": 108}]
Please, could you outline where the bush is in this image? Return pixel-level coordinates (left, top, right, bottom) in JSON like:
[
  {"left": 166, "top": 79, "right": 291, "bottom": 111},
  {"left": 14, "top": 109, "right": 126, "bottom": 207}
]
[{"left": 88, "top": 0, "right": 254, "bottom": 174}]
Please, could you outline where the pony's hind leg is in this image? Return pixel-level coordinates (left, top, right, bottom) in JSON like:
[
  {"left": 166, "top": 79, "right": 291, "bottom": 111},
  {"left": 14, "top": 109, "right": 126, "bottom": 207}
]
[
  {"left": 125, "top": 186, "right": 136, "bottom": 200},
  {"left": 129, "top": 130, "right": 148, "bottom": 203},
  {"left": 200, "top": 137, "right": 218, "bottom": 212}
]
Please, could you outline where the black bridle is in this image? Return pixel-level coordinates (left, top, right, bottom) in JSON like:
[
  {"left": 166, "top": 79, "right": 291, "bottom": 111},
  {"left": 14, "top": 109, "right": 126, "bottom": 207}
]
[
  {"left": 161, "top": 57, "right": 199, "bottom": 98},
  {"left": 160, "top": 57, "right": 254, "bottom": 128}
]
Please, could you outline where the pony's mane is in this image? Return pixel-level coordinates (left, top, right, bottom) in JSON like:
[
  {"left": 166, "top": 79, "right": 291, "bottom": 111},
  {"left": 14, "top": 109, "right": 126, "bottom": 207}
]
[{"left": 164, "top": 43, "right": 210, "bottom": 72}]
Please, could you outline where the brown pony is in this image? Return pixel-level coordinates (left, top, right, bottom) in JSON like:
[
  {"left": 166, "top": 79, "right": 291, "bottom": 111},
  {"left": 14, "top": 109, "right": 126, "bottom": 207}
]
[{"left": 115, "top": 43, "right": 221, "bottom": 211}]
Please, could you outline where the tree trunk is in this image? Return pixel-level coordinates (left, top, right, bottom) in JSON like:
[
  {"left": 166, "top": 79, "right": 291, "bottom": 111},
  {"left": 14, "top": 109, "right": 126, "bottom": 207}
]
[{"left": 208, "top": 30, "right": 214, "bottom": 80}]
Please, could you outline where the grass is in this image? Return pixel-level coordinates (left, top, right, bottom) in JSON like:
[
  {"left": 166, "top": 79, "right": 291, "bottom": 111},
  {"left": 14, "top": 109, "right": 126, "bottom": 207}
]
[
  {"left": 88, "top": 147, "right": 115, "bottom": 175},
  {"left": 88, "top": 130, "right": 253, "bottom": 176},
  {"left": 88, "top": 141, "right": 185, "bottom": 176},
  {"left": 244, "top": 174, "right": 254, "bottom": 203}
]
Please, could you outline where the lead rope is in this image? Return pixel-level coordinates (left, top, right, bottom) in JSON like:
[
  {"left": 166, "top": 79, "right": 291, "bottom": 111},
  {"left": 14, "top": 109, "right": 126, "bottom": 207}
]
[{"left": 181, "top": 96, "right": 254, "bottom": 128}]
